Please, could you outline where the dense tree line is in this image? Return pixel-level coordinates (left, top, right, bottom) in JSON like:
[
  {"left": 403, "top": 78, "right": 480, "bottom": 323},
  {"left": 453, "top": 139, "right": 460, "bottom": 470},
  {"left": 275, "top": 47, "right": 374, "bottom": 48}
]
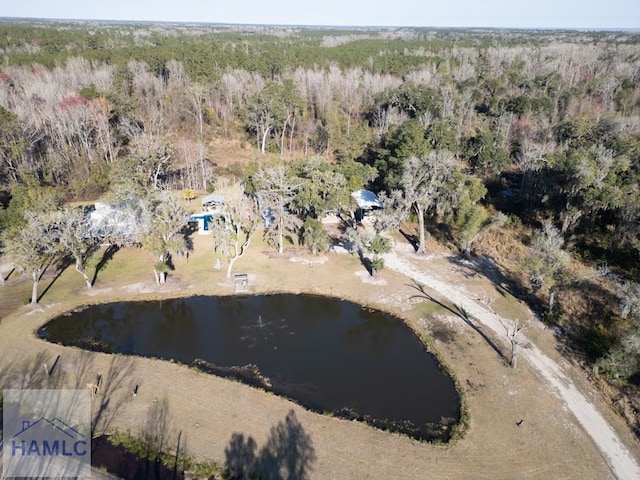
[{"left": 0, "top": 21, "right": 639, "bottom": 398}]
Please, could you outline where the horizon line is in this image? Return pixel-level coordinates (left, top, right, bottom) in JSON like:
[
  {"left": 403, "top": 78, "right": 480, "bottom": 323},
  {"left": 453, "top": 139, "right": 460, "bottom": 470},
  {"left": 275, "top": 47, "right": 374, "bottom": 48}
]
[{"left": 1, "top": 16, "right": 638, "bottom": 33}]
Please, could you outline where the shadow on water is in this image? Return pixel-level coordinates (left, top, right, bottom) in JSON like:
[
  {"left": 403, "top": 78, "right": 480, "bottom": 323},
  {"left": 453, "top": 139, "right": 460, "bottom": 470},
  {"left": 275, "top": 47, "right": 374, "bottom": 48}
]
[
  {"left": 410, "top": 281, "right": 508, "bottom": 365},
  {"left": 92, "top": 435, "right": 183, "bottom": 480},
  {"left": 224, "top": 410, "right": 316, "bottom": 480},
  {"left": 91, "top": 408, "right": 314, "bottom": 480},
  {"left": 92, "top": 396, "right": 183, "bottom": 480}
]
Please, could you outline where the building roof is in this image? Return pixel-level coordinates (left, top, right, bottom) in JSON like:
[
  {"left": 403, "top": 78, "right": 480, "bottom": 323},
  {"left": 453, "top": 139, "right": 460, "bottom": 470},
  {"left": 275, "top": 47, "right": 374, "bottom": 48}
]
[
  {"left": 351, "top": 189, "right": 384, "bottom": 209},
  {"left": 202, "top": 193, "right": 225, "bottom": 206},
  {"left": 87, "top": 201, "right": 142, "bottom": 239}
]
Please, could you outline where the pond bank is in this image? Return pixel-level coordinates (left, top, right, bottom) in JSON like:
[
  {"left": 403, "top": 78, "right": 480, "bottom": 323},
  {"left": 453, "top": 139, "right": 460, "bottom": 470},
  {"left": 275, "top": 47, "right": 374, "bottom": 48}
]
[{"left": 0, "top": 234, "right": 619, "bottom": 478}]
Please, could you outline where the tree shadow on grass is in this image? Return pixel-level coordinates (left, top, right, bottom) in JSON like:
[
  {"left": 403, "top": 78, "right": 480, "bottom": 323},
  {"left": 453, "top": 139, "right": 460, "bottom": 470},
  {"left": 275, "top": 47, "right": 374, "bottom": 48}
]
[
  {"left": 409, "top": 281, "right": 508, "bottom": 365},
  {"left": 0, "top": 350, "right": 66, "bottom": 391},
  {"left": 38, "top": 255, "right": 73, "bottom": 302},
  {"left": 224, "top": 410, "right": 316, "bottom": 480},
  {"left": 399, "top": 228, "right": 418, "bottom": 252},
  {"left": 0, "top": 350, "right": 68, "bottom": 431},
  {"left": 1, "top": 266, "right": 16, "bottom": 282},
  {"left": 92, "top": 355, "right": 136, "bottom": 439},
  {"left": 445, "top": 254, "right": 525, "bottom": 300},
  {"left": 91, "top": 244, "right": 120, "bottom": 286}
]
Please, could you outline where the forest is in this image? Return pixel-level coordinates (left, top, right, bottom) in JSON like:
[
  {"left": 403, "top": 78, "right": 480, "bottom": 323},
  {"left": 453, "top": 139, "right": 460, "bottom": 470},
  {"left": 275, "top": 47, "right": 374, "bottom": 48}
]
[{"left": 0, "top": 19, "right": 639, "bottom": 434}]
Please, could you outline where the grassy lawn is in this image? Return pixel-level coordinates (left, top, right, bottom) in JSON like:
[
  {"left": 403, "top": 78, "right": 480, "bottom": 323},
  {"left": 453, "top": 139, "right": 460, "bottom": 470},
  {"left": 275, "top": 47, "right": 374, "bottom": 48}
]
[{"left": 0, "top": 229, "right": 627, "bottom": 479}]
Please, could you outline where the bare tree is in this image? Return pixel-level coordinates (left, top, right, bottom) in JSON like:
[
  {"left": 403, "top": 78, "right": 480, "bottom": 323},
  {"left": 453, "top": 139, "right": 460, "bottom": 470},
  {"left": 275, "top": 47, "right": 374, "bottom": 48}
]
[
  {"left": 501, "top": 317, "right": 530, "bottom": 368},
  {"left": 128, "top": 60, "right": 169, "bottom": 136},
  {"left": 90, "top": 97, "right": 120, "bottom": 164},
  {"left": 515, "top": 139, "right": 548, "bottom": 192},
  {"left": 176, "top": 138, "right": 212, "bottom": 192},
  {"left": 219, "top": 68, "right": 265, "bottom": 136},
  {"left": 185, "top": 82, "right": 208, "bottom": 136},
  {"left": 244, "top": 82, "right": 293, "bottom": 155},
  {"left": 338, "top": 68, "right": 363, "bottom": 137},
  {"left": 0, "top": 105, "right": 26, "bottom": 184}
]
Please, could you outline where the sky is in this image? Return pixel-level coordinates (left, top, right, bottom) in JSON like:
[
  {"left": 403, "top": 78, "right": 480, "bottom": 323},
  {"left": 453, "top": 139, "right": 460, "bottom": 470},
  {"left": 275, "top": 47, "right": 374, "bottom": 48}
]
[{"left": 1, "top": 0, "right": 639, "bottom": 30}]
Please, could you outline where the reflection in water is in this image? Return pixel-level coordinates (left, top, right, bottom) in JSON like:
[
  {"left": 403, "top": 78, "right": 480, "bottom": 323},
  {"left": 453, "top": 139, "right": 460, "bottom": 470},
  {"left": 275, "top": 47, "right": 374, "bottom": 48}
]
[{"left": 39, "top": 294, "right": 460, "bottom": 441}]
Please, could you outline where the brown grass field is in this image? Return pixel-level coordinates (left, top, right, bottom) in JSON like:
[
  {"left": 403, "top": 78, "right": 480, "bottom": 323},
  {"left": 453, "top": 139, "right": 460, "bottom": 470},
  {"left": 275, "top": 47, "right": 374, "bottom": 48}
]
[{"left": 1, "top": 223, "right": 638, "bottom": 479}]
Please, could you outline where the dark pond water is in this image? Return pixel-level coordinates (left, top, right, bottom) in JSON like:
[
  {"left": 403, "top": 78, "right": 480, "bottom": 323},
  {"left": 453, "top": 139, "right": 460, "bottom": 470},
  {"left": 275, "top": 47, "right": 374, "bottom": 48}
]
[{"left": 38, "top": 294, "right": 460, "bottom": 441}]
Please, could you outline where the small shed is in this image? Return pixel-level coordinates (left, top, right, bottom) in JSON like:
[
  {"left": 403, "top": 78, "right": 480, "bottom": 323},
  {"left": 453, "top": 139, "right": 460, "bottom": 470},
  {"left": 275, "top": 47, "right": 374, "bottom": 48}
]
[
  {"left": 202, "top": 194, "right": 225, "bottom": 212},
  {"left": 352, "top": 189, "right": 384, "bottom": 210},
  {"left": 351, "top": 189, "right": 384, "bottom": 222}
]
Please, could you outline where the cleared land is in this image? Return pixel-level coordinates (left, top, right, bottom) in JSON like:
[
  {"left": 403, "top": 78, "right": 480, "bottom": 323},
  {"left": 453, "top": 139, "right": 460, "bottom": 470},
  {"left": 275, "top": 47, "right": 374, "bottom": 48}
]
[{"left": 1, "top": 231, "right": 639, "bottom": 479}]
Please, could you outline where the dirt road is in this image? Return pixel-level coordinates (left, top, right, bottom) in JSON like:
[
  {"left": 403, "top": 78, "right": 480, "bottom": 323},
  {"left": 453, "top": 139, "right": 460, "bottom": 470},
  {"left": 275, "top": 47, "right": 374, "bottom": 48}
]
[{"left": 384, "top": 248, "right": 640, "bottom": 480}]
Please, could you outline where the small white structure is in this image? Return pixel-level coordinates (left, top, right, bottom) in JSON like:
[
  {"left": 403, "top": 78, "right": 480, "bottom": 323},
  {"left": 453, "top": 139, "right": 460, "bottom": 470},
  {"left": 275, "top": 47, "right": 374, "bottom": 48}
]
[
  {"left": 234, "top": 273, "right": 249, "bottom": 292},
  {"left": 351, "top": 189, "right": 384, "bottom": 222},
  {"left": 202, "top": 193, "right": 225, "bottom": 212}
]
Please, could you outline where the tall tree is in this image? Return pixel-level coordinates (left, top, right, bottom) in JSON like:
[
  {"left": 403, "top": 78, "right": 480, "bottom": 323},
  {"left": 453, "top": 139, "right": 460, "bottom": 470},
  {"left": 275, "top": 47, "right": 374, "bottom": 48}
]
[
  {"left": 400, "top": 151, "right": 458, "bottom": 254},
  {"left": 121, "top": 124, "right": 173, "bottom": 190},
  {"left": 290, "top": 157, "right": 352, "bottom": 218},
  {"left": 300, "top": 217, "right": 329, "bottom": 256},
  {"left": 524, "top": 220, "right": 570, "bottom": 311},
  {"left": 210, "top": 180, "right": 258, "bottom": 279},
  {"left": 2, "top": 211, "right": 58, "bottom": 304},
  {"left": 457, "top": 210, "right": 507, "bottom": 259},
  {"left": 451, "top": 175, "right": 490, "bottom": 257},
  {"left": 254, "top": 166, "right": 301, "bottom": 254},
  {"left": 376, "top": 118, "right": 430, "bottom": 189},
  {"left": 0, "top": 105, "right": 26, "bottom": 185},
  {"left": 595, "top": 282, "right": 640, "bottom": 384},
  {"left": 139, "top": 192, "right": 188, "bottom": 285},
  {"left": 56, "top": 207, "right": 99, "bottom": 288},
  {"left": 244, "top": 82, "right": 290, "bottom": 155}
]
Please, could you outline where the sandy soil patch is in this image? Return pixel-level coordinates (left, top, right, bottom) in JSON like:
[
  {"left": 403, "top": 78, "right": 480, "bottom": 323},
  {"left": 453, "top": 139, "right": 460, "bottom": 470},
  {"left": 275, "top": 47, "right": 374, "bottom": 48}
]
[{"left": 354, "top": 270, "right": 387, "bottom": 285}]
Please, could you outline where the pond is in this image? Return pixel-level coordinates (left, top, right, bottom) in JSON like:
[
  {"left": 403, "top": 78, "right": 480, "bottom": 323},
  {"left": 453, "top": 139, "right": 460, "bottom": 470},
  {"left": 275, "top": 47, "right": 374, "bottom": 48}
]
[{"left": 38, "top": 294, "right": 460, "bottom": 441}]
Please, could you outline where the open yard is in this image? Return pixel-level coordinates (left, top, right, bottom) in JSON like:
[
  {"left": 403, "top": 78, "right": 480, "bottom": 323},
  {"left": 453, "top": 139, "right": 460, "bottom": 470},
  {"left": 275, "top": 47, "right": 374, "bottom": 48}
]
[{"left": 1, "top": 230, "right": 639, "bottom": 479}]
